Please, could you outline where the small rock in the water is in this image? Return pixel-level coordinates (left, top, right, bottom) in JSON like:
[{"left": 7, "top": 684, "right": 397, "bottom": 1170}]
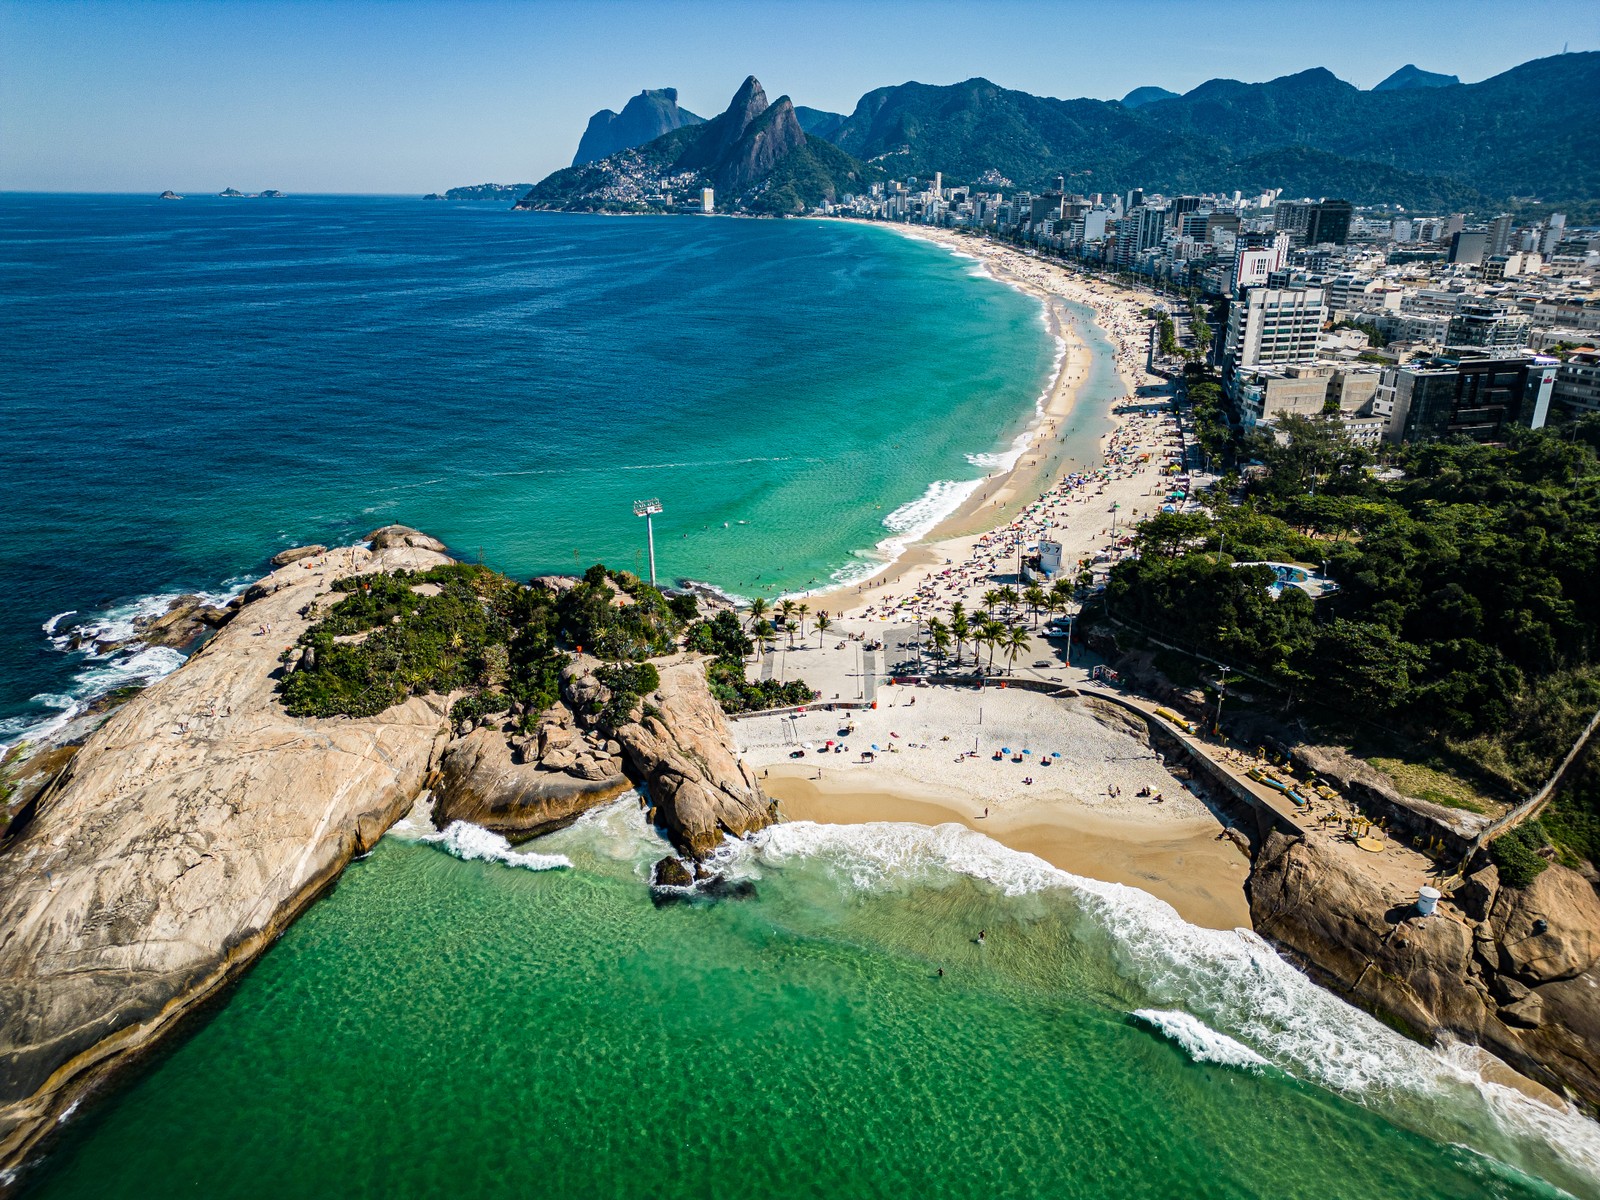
[{"left": 652, "top": 856, "right": 694, "bottom": 888}]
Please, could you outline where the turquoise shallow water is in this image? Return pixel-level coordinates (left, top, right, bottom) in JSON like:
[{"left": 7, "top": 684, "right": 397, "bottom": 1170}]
[
  {"left": 0, "top": 195, "right": 1094, "bottom": 744},
  {"left": 23, "top": 806, "right": 1600, "bottom": 1199}
]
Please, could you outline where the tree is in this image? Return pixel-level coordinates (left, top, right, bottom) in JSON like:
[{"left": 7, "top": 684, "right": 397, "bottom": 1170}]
[
  {"left": 998, "top": 586, "right": 1020, "bottom": 615},
  {"left": 747, "top": 597, "right": 769, "bottom": 631},
  {"left": 776, "top": 600, "right": 797, "bottom": 648},
  {"left": 816, "top": 612, "right": 832, "bottom": 647},
  {"left": 1004, "top": 625, "right": 1031, "bottom": 674},
  {"left": 980, "top": 618, "right": 1007, "bottom": 673},
  {"left": 796, "top": 602, "right": 810, "bottom": 643},
  {"left": 950, "top": 604, "right": 970, "bottom": 667},
  {"left": 982, "top": 589, "right": 1003, "bottom": 618},
  {"left": 928, "top": 617, "right": 951, "bottom": 667},
  {"left": 1023, "top": 585, "right": 1047, "bottom": 626},
  {"left": 754, "top": 619, "right": 776, "bottom": 658}
]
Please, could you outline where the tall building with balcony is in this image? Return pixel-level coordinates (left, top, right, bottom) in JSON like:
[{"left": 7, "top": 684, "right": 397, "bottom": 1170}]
[{"left": 1380, "top": 353, "right": 1557, "bottom": 444}]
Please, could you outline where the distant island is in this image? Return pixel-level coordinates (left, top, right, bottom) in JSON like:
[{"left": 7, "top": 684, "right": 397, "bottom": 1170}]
[
  {"left": 217, "top": 188, "right": 285, "bottom": 198},
  {"left": 424, "top": 183, "right": 533, "bottom": 201},
  {"left": 158, "top": 190, "right": 182, "bottom": 200}
]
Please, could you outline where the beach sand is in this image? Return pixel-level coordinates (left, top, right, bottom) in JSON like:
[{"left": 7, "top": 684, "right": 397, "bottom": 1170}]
[{"left": 767, "top": 769, "right": 1251, "bottom": 931}]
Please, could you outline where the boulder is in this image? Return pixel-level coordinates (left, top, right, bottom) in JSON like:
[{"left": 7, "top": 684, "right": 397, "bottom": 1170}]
[
  {"left": 126, "top": 595, "right": 231, "bottom": 651},
  {"left": 588, "top": 657, "right": 774, "bottom": 859},
  {"left": 652, "top": 856, "right": 695, "bottom": 888},
  {"left": 540, "top": 747, "right": 577, "bottom": 772},
  {"left": 434, "top": 726, "right": 630, "bottom": 839},
  {"left": 365, "top": 525, "right": 448, "bottom": 553},
  {"left": 1501, "top": 990, "right": 1545, "bottom": 1029},
  {"left": 1492, "top": 862, "right": 1600, "bottom": 984},
  {"left": 270, "top": 544, "right": 326, "bottom": 567},
  {"left": 1454, "top": 863, "right": 1499, "bottom": 922}
]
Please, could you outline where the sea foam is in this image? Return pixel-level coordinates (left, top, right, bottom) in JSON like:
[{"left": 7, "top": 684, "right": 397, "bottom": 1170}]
[
  {"left": 748, "top": 819, "right": 1600, "bottom": 1187},
  {"left": 387, "top": 804, "right": 572, "bottom": 872}
]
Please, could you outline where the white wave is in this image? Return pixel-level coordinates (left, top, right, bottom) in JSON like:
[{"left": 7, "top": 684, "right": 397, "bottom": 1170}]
[
  {"left": 748, "top": 819, "right": 1600, "bottom": 1187},
  {"left": 42, "top": 610, "right": 77, "bottom": 636},
  {"left": 424, "top": 820, "right": 571, "bottom": 872},
  {"left": 1133, "top": 1009, "right": 1269, "bottom": 1072},
  {"left": 3, "top": 579, "right": 252, "bottom": 754}
]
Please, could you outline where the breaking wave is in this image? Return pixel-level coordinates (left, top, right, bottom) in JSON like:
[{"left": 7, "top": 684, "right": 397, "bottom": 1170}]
[{"left": 747, "top": 819, "right": 1600, "bottom": 1191}]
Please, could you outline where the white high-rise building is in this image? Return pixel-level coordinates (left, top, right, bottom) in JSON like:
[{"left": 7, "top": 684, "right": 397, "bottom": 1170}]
[
  {"left": 700, "top": 188, "right": 714, "bottom": 214},
  {"left": 1224, "top": 285, "right": 1328, "bottom": 370}
]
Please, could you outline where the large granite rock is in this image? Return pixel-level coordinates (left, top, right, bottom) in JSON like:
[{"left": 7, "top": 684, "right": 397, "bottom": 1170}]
[
  {"left": 1250, "top": 831, "right": 1600, "bottom": 1108},
  {"left": 0, "top": 538, "right": 454, "bottom": 1176},
  {"left": 365, "top": 525, "right": 448, "bottom": 553},
  {"left": 567, "top": 656, "right": 773, "bottom": 859},
  {"left": 433, "top": 726, "right": 631, "bottom": 837},
  {"left": 1491, "top": 863, "right": 1600, "bottom": 984}
]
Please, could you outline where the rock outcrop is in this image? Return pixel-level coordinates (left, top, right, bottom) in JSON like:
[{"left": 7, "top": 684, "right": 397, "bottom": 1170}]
[
  {"left": 673, "top": 76, "right": 770, "bottom": 174},
  {"left": 596, "top": 657, "right": 774, "bottom": 858},
  {"left": 713, "top": 96, "right": 807, "bottom": 195},
  {"left": 433, "top": 719, "right": 632, "bottom": 838},
  {"left": 270, "top": 543, "right": 326, "bottom": 567},
  {"left": 365, "top": 525, "right": 448, "bottom": 553},
  {"left": 1250, "top": 831, "right": 1600, "bottom": 1109},
  {"left": 0, "top": 535, "right": 454, "bottom": 1176}
]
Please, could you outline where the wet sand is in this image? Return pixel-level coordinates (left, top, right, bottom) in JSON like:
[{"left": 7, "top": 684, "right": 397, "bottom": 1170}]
[{"left": 767, "top": 768, "right": 1253, "bottom": 931}]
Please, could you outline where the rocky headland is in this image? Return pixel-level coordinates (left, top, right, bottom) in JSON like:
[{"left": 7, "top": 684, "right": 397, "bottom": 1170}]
[
  {"left": 1250, "top": 831, "right": 1600, "bottom": 1109},
  {"left": 0, "top": 528, "right": 772, "bottom": 1182}
]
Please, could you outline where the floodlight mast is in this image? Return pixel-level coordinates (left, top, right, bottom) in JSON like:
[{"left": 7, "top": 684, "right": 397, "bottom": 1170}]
[{"left": 633, "top": 498, "right": 662, "bottom": 585}]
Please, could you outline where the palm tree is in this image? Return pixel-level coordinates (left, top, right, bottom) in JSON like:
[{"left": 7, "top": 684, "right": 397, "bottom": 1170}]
[
  {"left": 747, "top": 597, "right": 769, "bottom": 631},
  {"left": 796, "top": 603, "right": 810, "bottom": 643},
  {"left": 1023, "top": 585, "right": 1046, "bottom": 626},
  {"left": 980, "top": 618, "right": 1007, "bottom": 673},
  {"left": 950, "top": 607, "right": 970, "bottom": 668},
  {"left": 998, "top": 586, "right": 1020, "bottom": 616},
  {"left": 927, "top": 617, "right": 950, "bottom": 668},
  {"left": 815, "top": 612, "right": 832, "bottom": 647},
  {"left": 1004, "top": 625, "right": 1031, "bottom": 675},
  {"left": 982, "top": 588, "right": 1003, "bottom": 618},
  {"left": 754, "top": 619, "right": 776, "bottom": 658},
  {"left": 776, "top": 600, "right": 797, "bottom": 648}
]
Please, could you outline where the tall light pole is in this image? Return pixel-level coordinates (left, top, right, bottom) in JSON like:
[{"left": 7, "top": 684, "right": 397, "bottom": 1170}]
[{"left": 633, "top": 498, "right": 662, "bottom": 586}]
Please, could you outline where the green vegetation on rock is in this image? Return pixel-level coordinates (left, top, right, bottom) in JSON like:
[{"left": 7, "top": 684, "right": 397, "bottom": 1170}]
[
  {"left": 1490, "top": 821, "right": 1551, "bottom": 888},
  {"left": 280, "top": 563, "right": 687, "bottom": 724}
]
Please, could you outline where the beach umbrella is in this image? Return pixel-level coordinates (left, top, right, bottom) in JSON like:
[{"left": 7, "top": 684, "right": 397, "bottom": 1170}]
[
  {"left": 802, "top": 742, "right": 815, "bottom": 750},
  {"left": 1023, "top": 749, "right": 1032, "bottom": 755}
]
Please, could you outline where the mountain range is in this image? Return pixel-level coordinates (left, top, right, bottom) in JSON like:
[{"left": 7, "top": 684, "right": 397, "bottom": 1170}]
[{"left": 521, "top": 52, "right": 1599, "bottom": 215}]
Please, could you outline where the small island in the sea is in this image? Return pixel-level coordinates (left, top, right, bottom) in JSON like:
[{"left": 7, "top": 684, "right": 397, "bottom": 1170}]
[
  {"left": 157, "top": 190, "right": 182, "bottom": 200},
  {"left": 425, "top": 182, "right": 533, "bottom": 201}
]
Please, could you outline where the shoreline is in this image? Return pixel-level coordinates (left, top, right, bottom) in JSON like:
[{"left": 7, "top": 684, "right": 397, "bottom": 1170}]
[
  {"left": 803, "top": 220, "right": 1168, "bottom": 619},
  {"left": 766, "top": 766, "right": 1252, "bottom": 931}
]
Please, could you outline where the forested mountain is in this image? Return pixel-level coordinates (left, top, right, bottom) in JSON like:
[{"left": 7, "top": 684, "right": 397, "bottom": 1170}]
[
  {"left": 820, "top": 52, "right": 1599, "bottom": 204},
  {"left": 1371, "top": 64, "right": 1460, "bottom": 91}
]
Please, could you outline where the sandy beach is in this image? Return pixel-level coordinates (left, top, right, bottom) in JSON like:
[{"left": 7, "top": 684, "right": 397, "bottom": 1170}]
[
  {"left": 736, "top": 686, "right": 1252, "bottom": 931},
  {"left": 737, "top": 225, "right": 1239, "bottom": 925}
]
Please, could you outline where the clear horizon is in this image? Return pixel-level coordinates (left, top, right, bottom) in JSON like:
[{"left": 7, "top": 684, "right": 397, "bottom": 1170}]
[{"left": 3, "top": 0, "right": 1597, "bottom": 194}]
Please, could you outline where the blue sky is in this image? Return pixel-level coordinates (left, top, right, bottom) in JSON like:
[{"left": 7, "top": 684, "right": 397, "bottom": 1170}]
[{"left": 3, "top": 0, "right": 1596, "bottom": 192}]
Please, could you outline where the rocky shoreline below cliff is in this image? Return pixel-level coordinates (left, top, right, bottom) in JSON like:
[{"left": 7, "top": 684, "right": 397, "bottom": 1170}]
[{"left": 0, "top": 528, "right": 773, "bottom": 1185}]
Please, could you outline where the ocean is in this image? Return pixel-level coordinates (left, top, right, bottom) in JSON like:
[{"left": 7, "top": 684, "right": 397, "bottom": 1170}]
[
  {"left": 0, "top": 194, "right": 1087, "bottom": 747},
  {"left": 4, "top": 196, "right": 1598, "bottom": 1198}
]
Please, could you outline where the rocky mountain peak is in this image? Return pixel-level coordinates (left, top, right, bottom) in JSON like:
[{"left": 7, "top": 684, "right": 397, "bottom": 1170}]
[{"left": 673, "top": 75, "right": 771, "bottom": 173}]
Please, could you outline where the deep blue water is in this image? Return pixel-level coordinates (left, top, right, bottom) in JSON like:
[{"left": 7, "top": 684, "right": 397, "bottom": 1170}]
[{"left": 0, "top": 194, "right": 1080, "bottom": 742}]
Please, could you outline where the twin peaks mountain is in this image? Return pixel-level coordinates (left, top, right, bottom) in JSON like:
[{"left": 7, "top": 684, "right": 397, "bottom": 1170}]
[
  {"left": 520, "top": 77, "right": 865, "bottom": 215},
  {"left": 518, "top": 52, "right": 1599, "bottom": 215}
]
